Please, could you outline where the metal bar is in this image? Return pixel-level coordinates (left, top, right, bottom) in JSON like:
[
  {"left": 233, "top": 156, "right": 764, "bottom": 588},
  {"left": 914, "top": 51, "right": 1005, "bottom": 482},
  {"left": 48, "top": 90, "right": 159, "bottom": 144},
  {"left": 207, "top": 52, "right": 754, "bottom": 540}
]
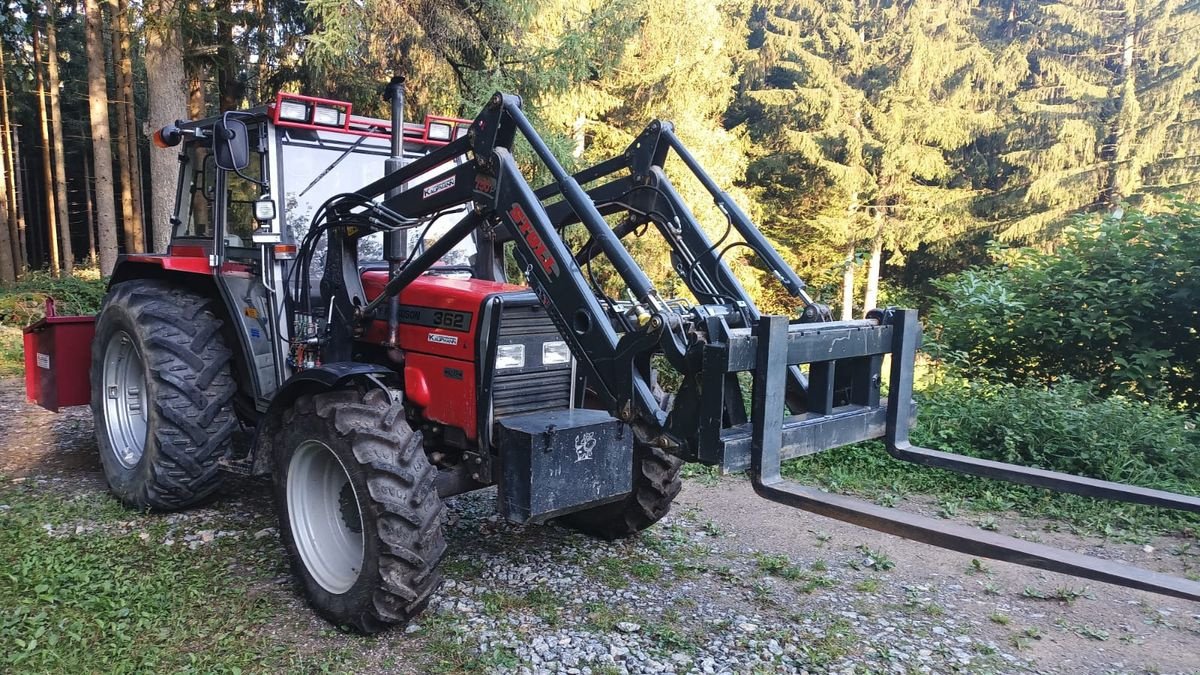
[
  {"left": 886, "top": 309, "right": 919, "bottom": 448},
  {"left": 889, "top": 444, "right": 1200, "bottom": 513},
  {"left": 724, "top": 321, "right": 892, "bottom": 372},
  {"left": 533, "top": 154, "right": 629, "bottom": 201},
  {"left": 751, "top": 316, "right": 789, "bottom": 483},
  {"left": 662, "top": 128, "right": 807, "bottom": 298},
  {"left": 504, "top": 101, "right": 659, "bottom": 305},
  {"left": 750, "top": 478, "right": 1200, "bottom": 602},
  {"left": 808, "top": 362, "right": 835, "bottom": 415},
  {"left": 361, "top": 211, "right": 482, "bottom": 316},
  {"left": 880, "top": 309, "right": 1200, "bottom": 512},
  {"left": 721, "top": 404, "right": 890, "bottom": 472}
]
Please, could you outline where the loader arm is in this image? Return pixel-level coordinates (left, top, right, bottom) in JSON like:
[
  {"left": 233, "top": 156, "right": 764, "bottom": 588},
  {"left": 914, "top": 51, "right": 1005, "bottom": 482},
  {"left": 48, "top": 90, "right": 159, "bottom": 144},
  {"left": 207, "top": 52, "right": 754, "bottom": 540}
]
[{"left": 317, "top": 93, "right": 1200, "bottom": 602}]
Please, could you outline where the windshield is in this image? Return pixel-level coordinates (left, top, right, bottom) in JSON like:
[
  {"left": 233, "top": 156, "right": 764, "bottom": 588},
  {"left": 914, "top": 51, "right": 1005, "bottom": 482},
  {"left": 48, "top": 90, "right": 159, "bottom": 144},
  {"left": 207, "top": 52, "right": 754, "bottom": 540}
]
[{"left": 278, "top": 128, "right": 476, "bottom": 274}]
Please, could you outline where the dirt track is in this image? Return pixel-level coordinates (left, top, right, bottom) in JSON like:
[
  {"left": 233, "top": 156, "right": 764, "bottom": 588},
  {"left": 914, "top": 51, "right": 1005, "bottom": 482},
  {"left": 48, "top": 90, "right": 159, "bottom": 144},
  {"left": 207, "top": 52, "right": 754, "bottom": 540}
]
[{"left": 2, "top": 378, "right": 1198, "bottom": 673}]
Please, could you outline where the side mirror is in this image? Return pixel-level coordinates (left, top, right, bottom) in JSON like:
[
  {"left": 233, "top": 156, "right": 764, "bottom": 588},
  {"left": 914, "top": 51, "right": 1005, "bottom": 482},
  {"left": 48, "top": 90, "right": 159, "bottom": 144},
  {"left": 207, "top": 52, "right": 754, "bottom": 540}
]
[{"left": 213, "top": 118, "right": 250, "bottom": 171}]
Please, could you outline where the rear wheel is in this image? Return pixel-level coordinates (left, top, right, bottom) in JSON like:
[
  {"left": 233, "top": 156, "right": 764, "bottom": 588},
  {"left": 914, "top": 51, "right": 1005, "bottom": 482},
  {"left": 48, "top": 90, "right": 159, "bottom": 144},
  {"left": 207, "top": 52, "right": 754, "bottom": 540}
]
[
  {"left": 90, "top": 280, "right": 237, "bottom": 509},
  {"left": 273, "top": 388, "right": 446, "bottom": 633}
]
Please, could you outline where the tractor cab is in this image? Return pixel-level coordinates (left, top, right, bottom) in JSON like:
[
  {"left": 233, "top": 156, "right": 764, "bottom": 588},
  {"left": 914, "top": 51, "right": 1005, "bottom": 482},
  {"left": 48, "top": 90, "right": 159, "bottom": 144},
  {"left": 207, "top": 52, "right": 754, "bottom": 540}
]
[{"left": 131, "top": 94, "right": 502, "bottom": 416}]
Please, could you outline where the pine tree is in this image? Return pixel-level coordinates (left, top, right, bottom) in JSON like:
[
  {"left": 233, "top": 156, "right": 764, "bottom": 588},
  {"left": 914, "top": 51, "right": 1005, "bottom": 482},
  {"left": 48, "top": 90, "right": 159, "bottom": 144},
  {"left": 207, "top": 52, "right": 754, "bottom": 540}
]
[
  {"left": 736, "top": 0, "right": 1011, "bottom": 315},
  {"left": 0, "top": 41, "right": 21, "bottom": 274},
  {"left": 983, "top": 0, "right": 1200, "bottom": 242},
  {"left": 32, "top": 16, "right": 61, "bottom": 276}
]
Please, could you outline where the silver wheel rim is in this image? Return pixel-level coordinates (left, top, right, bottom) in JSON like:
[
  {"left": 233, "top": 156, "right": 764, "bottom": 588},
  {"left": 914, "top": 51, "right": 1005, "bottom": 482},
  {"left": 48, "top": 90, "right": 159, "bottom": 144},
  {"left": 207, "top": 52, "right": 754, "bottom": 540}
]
[
  {"left": 287, "top": 440, "right": 365, "bottom": 594},
  {"left": 102, "top": 330, "right": 149, "bottom": 469}
]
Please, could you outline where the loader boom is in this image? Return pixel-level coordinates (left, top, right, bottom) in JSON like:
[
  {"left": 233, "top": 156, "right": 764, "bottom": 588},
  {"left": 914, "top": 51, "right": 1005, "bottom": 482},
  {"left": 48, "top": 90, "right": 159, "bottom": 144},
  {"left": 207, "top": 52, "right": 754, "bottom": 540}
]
[{"left": 302, "top": 92, "right": 1200, "bottom": 602}]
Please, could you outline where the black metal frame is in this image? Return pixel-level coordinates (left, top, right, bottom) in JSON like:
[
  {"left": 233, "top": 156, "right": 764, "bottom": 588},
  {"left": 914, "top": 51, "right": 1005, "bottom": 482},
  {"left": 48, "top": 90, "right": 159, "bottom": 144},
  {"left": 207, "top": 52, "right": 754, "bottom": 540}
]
[{"left": 310, "top": 92, "right": 1200, "bottom": 601}]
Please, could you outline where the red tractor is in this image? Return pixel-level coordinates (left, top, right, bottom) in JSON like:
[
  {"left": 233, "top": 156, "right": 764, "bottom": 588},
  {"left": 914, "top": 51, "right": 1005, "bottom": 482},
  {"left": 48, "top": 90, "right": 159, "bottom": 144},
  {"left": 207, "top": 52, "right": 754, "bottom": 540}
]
[{"left": 24, "top": 77, "right": 1199, "bottom": 633}]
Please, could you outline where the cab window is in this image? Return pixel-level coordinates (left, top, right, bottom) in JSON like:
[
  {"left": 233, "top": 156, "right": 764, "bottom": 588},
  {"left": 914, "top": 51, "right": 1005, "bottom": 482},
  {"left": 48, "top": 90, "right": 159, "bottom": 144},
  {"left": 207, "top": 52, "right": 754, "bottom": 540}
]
[
  {"left": 224, "top": 145, "right": 266, "bottom": 247},
  {"left": 176, "top": 142, "right": 216, "bottom": 238}
]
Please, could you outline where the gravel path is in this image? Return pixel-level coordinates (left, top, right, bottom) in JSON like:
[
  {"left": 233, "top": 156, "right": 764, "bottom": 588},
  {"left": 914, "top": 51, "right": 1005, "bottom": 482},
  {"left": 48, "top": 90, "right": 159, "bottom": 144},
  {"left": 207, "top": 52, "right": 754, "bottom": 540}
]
[{"left": 2, "top": 380, "right": 1198, "bottom": 673}]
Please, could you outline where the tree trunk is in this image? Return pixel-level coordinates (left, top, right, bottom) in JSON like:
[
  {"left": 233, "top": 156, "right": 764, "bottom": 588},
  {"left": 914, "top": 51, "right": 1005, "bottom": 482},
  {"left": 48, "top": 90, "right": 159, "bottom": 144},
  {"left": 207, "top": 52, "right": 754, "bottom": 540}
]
[
  {"left": 188, "top": 72, "right": 205, "bottom": 119},
  {"left": 254, "top": 0, "right": 271, "bottom": 102},
  {"left": 83, "top": 152, "right": 97, "bottom": 266},
  {"left": 216, "top": 0, "right": 240, "bottom": 111},
  {"left": 11, "top": 130, "right": 27, "bottom": 271},
  {"left": 33, "top": 22, "right": 61, "bottom": 277},
  {"left": 1104, "top": 12, "right": 1138, "bottom": 208},
  {"left": 86, "top": 0, "right": 120, "bottom": 274},
  {"left": 110, "top": 1, "right": 138, "bottom": 255},
  {"left": 840, "top": 245, "right": 855, "bottom": 321},
  {"left": 112, "top": 0, "right": 144, "bottom": 252},
  {"left": 46, "top": 11, "right": 75, "bottom": 274},
  {"left": 0, "top": 44, "right": 21, "bottom": 274},
  {"left": 862, "top": 213, "right": 883, "bottom": 315},
  {"left": 0, "top": 113, "right": 12, "bottom": 283},
  {"left": 144, "top": 0, "right": 190, "bottom": 251}
]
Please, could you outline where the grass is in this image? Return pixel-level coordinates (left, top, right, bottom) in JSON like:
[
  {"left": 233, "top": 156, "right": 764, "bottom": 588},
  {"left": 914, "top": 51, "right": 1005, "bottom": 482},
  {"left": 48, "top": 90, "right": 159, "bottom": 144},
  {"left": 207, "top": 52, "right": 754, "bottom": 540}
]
[{"left": 0, "top": 482, "right": 359, "bottom": 673}]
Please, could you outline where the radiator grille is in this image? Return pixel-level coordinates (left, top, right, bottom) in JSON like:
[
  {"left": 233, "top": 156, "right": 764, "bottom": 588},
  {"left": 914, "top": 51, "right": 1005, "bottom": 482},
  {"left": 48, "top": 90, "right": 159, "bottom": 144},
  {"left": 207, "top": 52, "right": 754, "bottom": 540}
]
[{"left": 491, "top": 304, "right": 572, "bottom": 419}]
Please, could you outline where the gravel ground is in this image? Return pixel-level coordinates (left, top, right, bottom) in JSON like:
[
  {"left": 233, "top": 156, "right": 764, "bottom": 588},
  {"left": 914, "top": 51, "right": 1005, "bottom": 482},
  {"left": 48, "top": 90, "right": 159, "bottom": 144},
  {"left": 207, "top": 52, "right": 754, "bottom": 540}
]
[{"left": 2, "top": 380, "right": 1198, "bottom": 673}]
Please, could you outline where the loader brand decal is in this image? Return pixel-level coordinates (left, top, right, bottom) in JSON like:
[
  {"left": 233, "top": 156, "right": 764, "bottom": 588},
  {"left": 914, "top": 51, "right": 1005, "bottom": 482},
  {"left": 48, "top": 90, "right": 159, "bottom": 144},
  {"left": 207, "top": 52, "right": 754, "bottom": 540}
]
[
  {"left": 428, "top": 333, "right": 459, "bottom": 346},
  {"left": 36, "top": 353, "right": 50, "bottom": 369},
  {"left": 422, "top": 175, "right": 456, "bottom": 199},
  {"left": 395, "top": 306, "right": 473, "bottom": 332},
  {"left": 508, "top": 203, "right": 559, "bottom": 277}
]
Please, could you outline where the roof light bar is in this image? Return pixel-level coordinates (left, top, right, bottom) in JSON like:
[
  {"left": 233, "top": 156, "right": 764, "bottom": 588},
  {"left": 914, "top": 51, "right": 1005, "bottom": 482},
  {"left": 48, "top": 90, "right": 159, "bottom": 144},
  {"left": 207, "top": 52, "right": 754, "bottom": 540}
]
[
  {"left": 271, "top": 92, "right": 472, "bottom": 146},
  {"left": 278, "top": 100, "right": 309, "bottom": 122}
]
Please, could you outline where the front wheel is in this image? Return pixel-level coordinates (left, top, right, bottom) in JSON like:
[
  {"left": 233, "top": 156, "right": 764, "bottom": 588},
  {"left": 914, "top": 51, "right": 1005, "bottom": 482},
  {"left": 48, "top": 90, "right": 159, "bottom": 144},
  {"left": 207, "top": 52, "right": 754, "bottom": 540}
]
[
  {"left": 558, "top": 442, "right": 684, "bottom": 539},
  {"left": 272, "top": 387, "right": 446, "bottom": 633}
]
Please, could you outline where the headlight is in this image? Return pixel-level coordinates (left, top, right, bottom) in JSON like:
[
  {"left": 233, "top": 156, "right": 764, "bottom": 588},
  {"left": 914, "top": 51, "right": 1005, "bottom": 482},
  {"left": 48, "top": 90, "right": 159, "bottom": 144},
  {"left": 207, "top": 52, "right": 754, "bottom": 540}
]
[
  {"left": 496, "top": 344, "right": 525, "bottom": 369},
  {"left": 542, "top": 340, "right": 570, "bottom": 365},
  {"left": 278, "top": 100, "right": 308, "bottom": 122},
  {"left": 312, "top": 105, "right": 341, "bottom": 126}
]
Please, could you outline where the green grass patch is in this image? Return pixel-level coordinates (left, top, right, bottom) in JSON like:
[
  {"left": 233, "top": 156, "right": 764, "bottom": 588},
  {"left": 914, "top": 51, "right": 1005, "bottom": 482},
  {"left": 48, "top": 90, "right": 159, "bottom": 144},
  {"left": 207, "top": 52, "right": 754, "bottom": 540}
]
[{"left": 0, "top": 484, "right": 356, "bottom": 672}]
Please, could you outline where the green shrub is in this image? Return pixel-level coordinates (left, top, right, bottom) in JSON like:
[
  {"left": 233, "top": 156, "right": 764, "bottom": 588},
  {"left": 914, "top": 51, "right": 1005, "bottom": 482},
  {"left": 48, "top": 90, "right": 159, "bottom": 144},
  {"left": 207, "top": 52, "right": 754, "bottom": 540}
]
[
  {"left": 927, "top": 200, "right": 1200, "bottom": 408},
  {"left": 783, "top": 378, "right": 1200, "bottom": 534},
  {"left": 0, "top": 271, "right": 107, "bottom": 329},
  {"left": 918, "top": 378, "right": 1200, "bottom": 492}
]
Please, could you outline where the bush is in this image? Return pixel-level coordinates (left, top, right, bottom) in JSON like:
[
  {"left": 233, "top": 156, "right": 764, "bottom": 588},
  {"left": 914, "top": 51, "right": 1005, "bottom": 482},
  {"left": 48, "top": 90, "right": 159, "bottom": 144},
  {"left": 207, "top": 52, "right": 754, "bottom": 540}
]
[
  {"left": 917, "top": 378, "right": 1200, "bottom": 493},
  {"left": 0, "top": 271, "right": 107, "bottom": 329},
  {"left": 0, "top": 271, "right": 107, "bottom": 376},
  {"left": 927, "top": 201, "right": 1200, "bottom": 408},
  {"left": 783, "top": 378, "right": 1200, "bottom": 534}
]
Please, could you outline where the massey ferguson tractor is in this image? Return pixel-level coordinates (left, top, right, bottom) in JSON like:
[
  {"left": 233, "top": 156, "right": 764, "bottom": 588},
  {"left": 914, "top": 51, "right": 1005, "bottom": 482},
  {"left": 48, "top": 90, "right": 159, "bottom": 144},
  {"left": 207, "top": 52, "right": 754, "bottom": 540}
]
[{"left": 21, "top": 77, "right": 1199, "bottom": 633}]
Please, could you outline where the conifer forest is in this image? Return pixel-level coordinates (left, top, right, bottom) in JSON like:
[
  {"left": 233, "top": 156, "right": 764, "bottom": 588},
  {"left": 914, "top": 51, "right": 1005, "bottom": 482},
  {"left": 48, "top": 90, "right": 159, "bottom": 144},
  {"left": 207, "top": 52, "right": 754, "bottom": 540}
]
[{"left": 0, "top": 0, "right": 1195, "bottom": 302}]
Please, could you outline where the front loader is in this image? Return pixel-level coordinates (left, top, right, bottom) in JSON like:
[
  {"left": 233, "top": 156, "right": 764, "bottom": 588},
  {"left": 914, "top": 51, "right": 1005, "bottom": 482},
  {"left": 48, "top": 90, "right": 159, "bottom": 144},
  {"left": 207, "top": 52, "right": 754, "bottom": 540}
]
[{"left": 22, "top": 78, "right": 1199, "bottom": 633}]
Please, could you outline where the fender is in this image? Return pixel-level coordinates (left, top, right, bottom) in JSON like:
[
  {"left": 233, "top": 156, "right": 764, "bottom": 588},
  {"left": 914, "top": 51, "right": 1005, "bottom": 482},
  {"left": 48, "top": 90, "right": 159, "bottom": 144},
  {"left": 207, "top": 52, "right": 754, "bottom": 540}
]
[{"left": 248, "top": 362, "right": 398, "bottom": 475}]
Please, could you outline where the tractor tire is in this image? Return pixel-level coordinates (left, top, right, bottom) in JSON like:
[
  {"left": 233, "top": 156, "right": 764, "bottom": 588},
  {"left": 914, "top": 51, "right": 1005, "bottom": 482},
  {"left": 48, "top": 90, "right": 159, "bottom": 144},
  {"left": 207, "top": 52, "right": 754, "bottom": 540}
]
[
  {"left": 91, "top": 279, "right": 237, "bottom": 510},
  {"left": 272, "top": 388, "right": 446, "bottom": 634},
  {"left": 558, "top": 442, "right": 684, "bottom": 539}
]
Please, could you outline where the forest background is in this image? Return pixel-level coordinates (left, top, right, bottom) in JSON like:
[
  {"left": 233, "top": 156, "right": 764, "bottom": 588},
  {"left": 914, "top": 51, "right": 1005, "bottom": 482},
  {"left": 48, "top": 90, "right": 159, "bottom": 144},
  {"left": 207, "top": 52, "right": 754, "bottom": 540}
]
[{"left": 0, "top": 0, "right": 1196, "bottom": 311}]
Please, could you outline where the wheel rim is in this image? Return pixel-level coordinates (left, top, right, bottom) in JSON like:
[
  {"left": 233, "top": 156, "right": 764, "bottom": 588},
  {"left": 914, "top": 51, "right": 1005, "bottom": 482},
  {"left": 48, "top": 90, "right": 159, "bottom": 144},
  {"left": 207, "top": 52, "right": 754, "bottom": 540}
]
[
  {"left": 287, "top": 440, "right": 365, "bottom": 594},
  {"left": 102, "top": 330, "right": 149, "bottom": 469}
]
